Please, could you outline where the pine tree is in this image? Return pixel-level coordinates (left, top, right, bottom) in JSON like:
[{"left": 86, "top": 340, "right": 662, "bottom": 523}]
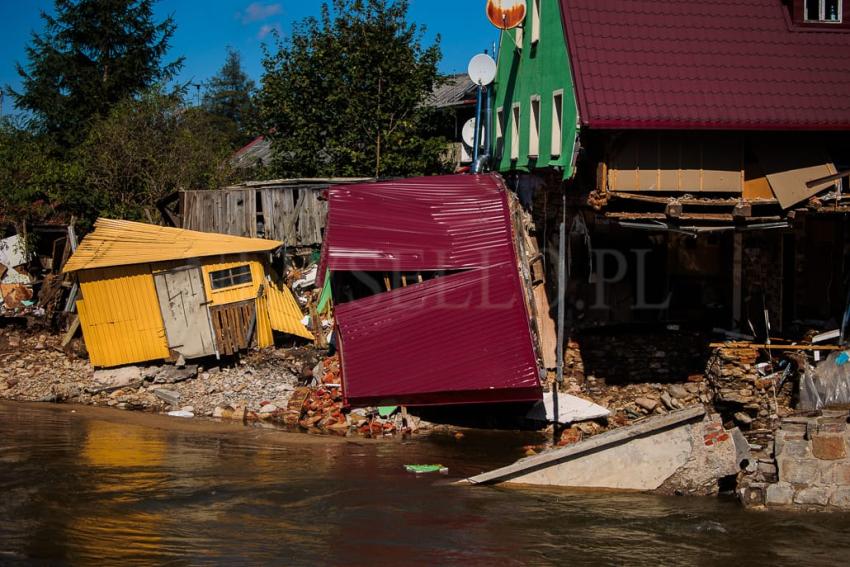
[
  {"left": 203, "top": 47, "right": 257, "bottom": 146},
  {"left": 12, "top": 0, "right": 182, "bottom": 148}
]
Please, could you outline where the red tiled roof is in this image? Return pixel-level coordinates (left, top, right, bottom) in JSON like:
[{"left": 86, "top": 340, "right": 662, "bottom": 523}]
[{"left": 560, "top": 0, "right": 850, "bottom": 130}]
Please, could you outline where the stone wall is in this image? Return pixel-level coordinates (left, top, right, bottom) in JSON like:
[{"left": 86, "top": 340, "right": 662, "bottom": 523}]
[
  {"left": 705, "top": 346, "right": 794, "bottom": 434},
  {"left": 745, "top": 412, "right": 850, "bottom": 511}
]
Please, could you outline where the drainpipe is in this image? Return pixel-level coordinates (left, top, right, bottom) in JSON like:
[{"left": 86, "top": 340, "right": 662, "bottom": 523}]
[{"left": 472, "top": 83, "right": 483, "bottom": 169}]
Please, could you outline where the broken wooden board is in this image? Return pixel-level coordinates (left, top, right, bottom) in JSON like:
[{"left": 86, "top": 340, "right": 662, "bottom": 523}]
[
  {"left": 752, "top": 142, "right": 838, "bottom": 209},
  {"left": 532, "top": 285, "right": 557, "bottom": 369}
]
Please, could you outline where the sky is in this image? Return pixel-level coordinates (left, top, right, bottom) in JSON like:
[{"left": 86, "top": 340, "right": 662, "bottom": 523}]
[{"left": 0, "top": 0, "right": 498, "bottom": 114}]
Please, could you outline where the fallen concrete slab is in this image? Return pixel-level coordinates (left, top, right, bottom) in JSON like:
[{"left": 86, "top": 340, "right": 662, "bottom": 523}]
[
  {"left": 525, "top": 392, "right": 610, "bottom": 424},
  {"left": 463, "top": 406, "right": 746, "bottom": 495}
]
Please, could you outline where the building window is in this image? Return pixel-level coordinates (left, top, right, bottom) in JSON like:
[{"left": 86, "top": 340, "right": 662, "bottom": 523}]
[
  {"left": 551, "top": 90, "right": 563, "bottom": 157},
  {"left": 511, "top": 103, "right": 521, "bottom": 160},
  {"left": 210, "top": 265, "right": 252, "bottom": 290},
  {"left": 496, "top": 107, "right": 505, "bottom": 158},
  {"left": 531, "top": 0, "right": 541, "bottom": 44},
  {"left": 529, "top": 95, "right": 541, "bottom": 158},
  {"left": 805, "top": 0, "right": 842, "bottom": 22}
]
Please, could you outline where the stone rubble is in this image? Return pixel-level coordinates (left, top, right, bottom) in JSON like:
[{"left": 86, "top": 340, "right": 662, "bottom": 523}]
[{"left": 0, "top": 325, "right": 434, "bottom": 439}]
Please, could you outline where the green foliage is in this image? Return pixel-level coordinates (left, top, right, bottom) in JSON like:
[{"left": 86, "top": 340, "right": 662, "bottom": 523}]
[
  {"left": 0, "top": 118, "right": 82, "bottom": 227},
  {"left": 12, "top": 0, "right": 182, "bottom": 148},
  {"left": 74, "top": 91, "right": 237, "bottom": 221},
  {"left": 256, "top": 0, "right": 451, "bottom": 178},
  {"left": 203, "top": 47, "right": 258, "bottom": 148}
]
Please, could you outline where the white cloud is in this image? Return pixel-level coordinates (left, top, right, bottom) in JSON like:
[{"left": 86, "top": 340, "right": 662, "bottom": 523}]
[
  {"left": 257, "top": 22, "right": 282, "bottom": 40},
  {"left": 240, "top": 2, "right": 282, "bottom": 24}
]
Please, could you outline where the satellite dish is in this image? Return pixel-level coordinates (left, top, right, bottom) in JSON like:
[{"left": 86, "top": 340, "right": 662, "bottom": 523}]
[
  {"left": 486, "top": 0, "right": 527, "bottom": 30},
  {"left": 467, "top": 53, "right": 497, "bottom": 86},
  {"left": 462, "top": 118, "right": 477, "bottom": 147}
]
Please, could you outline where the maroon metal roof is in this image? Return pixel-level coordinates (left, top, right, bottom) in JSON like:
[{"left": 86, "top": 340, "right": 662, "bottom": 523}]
[
  {"left": 320, "top": 174, "right": 516, "bottom": 275},
  {"left": 335, "top": 264, "right": 542, "bottom": 407},
  {"left": 322, "top": 173, "right": 542, "bottom": 407},
  {"left": 560, "top": 0, "right": 850, "bottom": 130}
]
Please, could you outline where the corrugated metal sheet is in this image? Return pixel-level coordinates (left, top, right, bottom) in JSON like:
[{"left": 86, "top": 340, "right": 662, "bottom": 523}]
[
  {"left": 319, "top": 174, "right": 515, "bottom": 280},
  {"left": 560, "top": 0, "right": 850, "bottom": 129},
  {"left": 76, "top": 265, "right": 170, "bottom": 367},
  {"left": 336, "top": 264, "right": 541, "bottom": 406},
  {"left": 64, "top": 218, "right": 281, "bottom": 273},
  {"left": 266, "top": 282, "right": 314, "bottom": 340},
  {"left": 427, "top": 74, "right": 477, "bottom": 108},
  {"left": 323, "top": 173, "right": 541, "bottom": 407}
]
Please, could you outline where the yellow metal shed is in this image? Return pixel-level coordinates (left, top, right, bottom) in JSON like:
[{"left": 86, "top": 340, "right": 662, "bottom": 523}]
[{"left": 64, "top": 219, "right": 313, "bottom": 368}]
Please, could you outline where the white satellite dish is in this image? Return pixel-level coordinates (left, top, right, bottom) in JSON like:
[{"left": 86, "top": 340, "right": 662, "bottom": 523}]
[
  {"left": 467, "top": 53, "right": 497, "bottom": 86},
  {"left": 462, "top": 118, "right": 477, "bottom": 147}
]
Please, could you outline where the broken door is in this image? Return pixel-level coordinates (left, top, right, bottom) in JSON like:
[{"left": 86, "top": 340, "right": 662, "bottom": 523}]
[{"left": 154, "top": 266, "right": 217, "bottom": 359}]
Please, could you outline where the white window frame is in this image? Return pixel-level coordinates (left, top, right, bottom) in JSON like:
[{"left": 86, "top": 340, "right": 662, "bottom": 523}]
[
  {"left": 804, "top": 0, "right": 842, "bottom": 22},
  {"left": 529, "top": 95, "right": 541, "bottom": 158},
  {"left": 511, "top": 103, "right": 521, "bottom": 161},
  {"left": 495, "top": 106, "right": 505, "bottom": 159},
  {"left": 531, "top": 0, "right": 541, "bottom": 44},
  {"left": 551, "top": 89, "right": 564, "bottom": 157}
]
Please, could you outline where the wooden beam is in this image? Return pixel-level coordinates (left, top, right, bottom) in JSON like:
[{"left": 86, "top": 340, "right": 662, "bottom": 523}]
[{"left": 709, "top": 342, "right": 845, "bottom": 351}]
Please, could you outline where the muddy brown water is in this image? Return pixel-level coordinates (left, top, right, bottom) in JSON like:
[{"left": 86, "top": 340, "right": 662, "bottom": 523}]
[{"left": 2, "top": 401, "right": 850, "bottom": 566}]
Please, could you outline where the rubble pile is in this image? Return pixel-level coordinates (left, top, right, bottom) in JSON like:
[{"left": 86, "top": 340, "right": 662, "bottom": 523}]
[
  {"left": 705, "top": 346, "right": 794, "bottom": 433},
  {"left": 0, "top": 328, "right": 91, "bottom": 401}
]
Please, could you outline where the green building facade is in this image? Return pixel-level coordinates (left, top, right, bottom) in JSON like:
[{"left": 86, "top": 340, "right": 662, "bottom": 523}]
[{"left": 490, "top": 0, "right": 578, "bottom": 180}]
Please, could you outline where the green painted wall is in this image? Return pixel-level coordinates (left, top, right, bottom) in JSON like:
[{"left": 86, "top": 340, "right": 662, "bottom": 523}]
[{"left": 490, "top": 0, "right": 578, "bottom": 179}]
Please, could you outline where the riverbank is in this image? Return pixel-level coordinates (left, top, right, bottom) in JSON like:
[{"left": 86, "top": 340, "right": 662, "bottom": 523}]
[{"left": 0, "top": 324, "right": 455, "bottom": 439}]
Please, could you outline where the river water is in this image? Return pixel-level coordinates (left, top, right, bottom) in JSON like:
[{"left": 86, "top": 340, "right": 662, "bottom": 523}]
[{"left": 2, "top": 401, "right": 850, "bottom": 566}]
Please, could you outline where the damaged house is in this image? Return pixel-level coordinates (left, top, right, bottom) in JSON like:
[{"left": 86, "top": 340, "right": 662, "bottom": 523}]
[
  {"left": 490, "top": 0, "right": 850, "bottom": 393},
  {"left": 63, "top": 219, "right": 312, "bottom": 368},
  {"left": 318, "top": 173, "right": 556, "bottom": 407}
]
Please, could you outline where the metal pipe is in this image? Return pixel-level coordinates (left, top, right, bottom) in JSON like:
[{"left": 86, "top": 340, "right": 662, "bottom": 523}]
[
  {"left": 472, "top": 84, "right": 483, "bottom": 170},
  {"left": 556, "top": 219, "right": 566, "bottom": 386}
]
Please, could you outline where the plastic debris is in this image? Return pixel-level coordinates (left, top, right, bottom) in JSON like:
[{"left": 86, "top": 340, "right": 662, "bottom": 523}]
[
  {"left": 167, "top": 410, "right": 194, "bottom": 418},
  {"left": 378, "top": 406, "right": 398, "bottom": 418},
  {"left": 404, "top": 464, "right": 448, "bottom": 474}
]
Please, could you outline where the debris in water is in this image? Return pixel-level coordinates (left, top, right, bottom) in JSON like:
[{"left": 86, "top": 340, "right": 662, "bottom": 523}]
[{"left": 404, "top": 464, "right": 448, "bottom": 474}]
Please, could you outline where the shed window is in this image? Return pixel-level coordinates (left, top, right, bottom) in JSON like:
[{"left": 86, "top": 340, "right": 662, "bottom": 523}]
[
  {"left": 529, "top": 95, "right": 541, "bottom": 158},
  {"left": 806, "top": 0, "right": 842, "bottom": 22},
  {"left": 531, "top": 0, "right": 541, "bottom": 44},
  {"left": 210, "top": 265, "right": 252, "bottom": 290},
  {"left": 551, "top": 90, "right": 564, "bottom": 157},
  {"left": 511, "top": 103, "right": 521, "bottom": 160}
]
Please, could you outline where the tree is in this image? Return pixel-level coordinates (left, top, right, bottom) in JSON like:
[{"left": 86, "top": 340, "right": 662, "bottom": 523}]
[
  {"left": 0, "top": 118, "right": 80, "bottom": 227},
  {"left": 203, "top": 47, "right": 257, "bottom": 147},
  {"left": 256, "top": 0, "right": 450, "bottom": 178},
  {"left": 12, "top": 0, "right": 182, "bottom": 148},
  {"left": 74, "top": 90, "right": 236, "bottom": 221}
]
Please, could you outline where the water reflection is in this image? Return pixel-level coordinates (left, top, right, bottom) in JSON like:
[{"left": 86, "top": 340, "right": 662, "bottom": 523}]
[{"left": 2, "top": 401, "right": 850, "bottom": 565}]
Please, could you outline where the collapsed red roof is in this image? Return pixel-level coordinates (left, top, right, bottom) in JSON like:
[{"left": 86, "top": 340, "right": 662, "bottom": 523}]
[
  {"left": 322, "top": 174, "right": 542, "bottom": 407},
  {"left": 560, "top": 0, "right": 850, "bottom": 130}
]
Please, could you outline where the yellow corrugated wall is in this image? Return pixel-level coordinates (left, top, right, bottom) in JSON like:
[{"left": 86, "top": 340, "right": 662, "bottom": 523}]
[
  {"left": 77, "top": 264, "right": 170, "bottom": 367},
  {"left": 266, "top": 282, "right": 314, "bottom": 340},
  {"left": 199, "top": 257, "right": 273, "bottom": 348}
]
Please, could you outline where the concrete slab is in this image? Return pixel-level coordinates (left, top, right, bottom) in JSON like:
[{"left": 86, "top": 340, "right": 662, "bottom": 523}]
[
  {"left": 465, "top": 406, "right": 706, "bottom": 488},
  {"left": 526, "top": 392, "right": 610, "bottom": 424}
]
